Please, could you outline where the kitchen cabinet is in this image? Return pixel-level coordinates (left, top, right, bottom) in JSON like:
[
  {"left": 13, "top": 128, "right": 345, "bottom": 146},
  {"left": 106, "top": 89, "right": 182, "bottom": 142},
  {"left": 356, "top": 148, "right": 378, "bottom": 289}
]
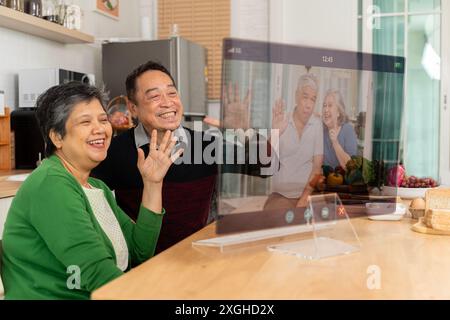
[{"left": 0, "top": 108, "right": 11, "bottom": 171}]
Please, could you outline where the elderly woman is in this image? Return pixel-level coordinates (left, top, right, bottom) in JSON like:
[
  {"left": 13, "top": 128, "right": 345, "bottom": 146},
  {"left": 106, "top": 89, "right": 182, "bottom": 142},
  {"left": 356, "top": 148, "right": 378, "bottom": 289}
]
[
  {"left": 1, "top": 82, "right": 182, "bottom": 299},
  {"left": 322, "top": 89, "right": 358, "bottom": 170}
]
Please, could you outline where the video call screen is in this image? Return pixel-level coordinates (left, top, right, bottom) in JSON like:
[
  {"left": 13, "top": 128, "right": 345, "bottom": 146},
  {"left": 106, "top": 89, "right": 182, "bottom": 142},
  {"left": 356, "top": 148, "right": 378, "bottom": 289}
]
[{"left": 216, "top": 38, "right": 405, "bottom": 234}]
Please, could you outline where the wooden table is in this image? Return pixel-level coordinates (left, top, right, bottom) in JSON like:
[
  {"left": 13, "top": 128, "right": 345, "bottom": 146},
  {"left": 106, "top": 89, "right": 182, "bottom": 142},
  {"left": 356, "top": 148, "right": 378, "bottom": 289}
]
[
  {"left": 0, "top": 170, "right": 29, "bottom": 199},
  {"left": 92, "top": 216, "right": 450, "bottom": 300},
  {"left": 0, "top": 170, "right": 31, "bottom": 238}
]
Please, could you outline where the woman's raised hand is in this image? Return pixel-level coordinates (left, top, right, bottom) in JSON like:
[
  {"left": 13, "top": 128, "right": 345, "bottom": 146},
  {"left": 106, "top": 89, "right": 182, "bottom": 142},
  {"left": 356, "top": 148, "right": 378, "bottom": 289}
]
[{"left": 328, "top": 128, "right": 339, "bottom": 143}]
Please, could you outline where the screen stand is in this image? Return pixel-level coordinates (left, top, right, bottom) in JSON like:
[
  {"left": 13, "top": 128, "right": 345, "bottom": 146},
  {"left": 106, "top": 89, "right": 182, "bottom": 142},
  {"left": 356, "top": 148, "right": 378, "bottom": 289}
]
[
  {"left": 267, "top": 193, "right": 361, "bottom": 259},
  {"left": 192, "top": 193, "right": 361, "bottom": 258},
  {"left": 192, "top": 222, "right": 320, "bottom": 254}
]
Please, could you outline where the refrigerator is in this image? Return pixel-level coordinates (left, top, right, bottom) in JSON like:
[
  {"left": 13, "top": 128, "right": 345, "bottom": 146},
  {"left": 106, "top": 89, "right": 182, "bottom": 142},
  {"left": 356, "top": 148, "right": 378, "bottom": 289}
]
[{"left": 102, "top": 37, "right": 207, "bottom": 118}]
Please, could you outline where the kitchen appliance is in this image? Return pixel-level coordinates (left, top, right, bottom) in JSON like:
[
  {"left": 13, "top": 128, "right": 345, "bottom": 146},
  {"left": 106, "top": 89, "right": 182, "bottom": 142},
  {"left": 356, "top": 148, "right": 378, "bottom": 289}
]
[
  {"left": 102, "top": 37, "right": 207, "bottom": 118},
  {"left": 10, "top": 109, "right": 44, "bottom": 169},
  {"left": 13, "top": 68, "right": 95, "bottom": 169},
  {"left": 18, "top": 68, "right": 95, "bottom": 108}
]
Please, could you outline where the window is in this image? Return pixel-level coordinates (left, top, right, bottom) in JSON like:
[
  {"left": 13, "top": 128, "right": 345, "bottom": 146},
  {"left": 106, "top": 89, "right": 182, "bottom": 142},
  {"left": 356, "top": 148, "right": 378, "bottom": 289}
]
[
  {"left": 359, "top": 0, "right": 441, "bottom": 181},
  {"left": 158, "top": 0, "right": 231, "bottom": 100}
]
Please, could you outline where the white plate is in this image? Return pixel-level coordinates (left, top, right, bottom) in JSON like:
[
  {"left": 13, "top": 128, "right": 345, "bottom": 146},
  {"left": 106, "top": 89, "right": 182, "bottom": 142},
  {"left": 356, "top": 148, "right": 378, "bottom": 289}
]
[
  {"left": 6, "top": 173, "right": 30, "bottom": 182},
  {"left": 366, "top": 202, "right": 406, "bottom": 221},
  {"left": 382, "top": 186, "right": 434, "bottom": 199}
]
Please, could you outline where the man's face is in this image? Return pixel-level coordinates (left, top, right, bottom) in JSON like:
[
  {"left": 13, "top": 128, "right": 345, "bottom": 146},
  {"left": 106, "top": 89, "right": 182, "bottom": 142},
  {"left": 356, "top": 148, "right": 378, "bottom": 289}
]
[
  {"left": 130, "top": 70, "right": 183, "bottom": 132},
  {"left": 295, "top": 85, "right": 317, "bottom": 123}
]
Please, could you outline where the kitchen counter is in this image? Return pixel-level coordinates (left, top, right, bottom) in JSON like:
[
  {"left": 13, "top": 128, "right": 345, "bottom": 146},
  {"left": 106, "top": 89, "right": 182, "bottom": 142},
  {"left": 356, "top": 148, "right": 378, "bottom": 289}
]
[
  {"left": 0, "top": 170, "right": 31, "bottom": 237},
  {"left": 0, "top": 171, "right": 30, "bottom": 199}
]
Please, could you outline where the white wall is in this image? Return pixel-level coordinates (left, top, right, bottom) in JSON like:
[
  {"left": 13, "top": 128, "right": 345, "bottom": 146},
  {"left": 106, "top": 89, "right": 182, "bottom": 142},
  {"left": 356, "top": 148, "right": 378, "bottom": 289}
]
[
  {"left": 231, "top": 0, "right": 358, "bottom": 51},
  {"left": 78, "top": 0, "right": 142, "bottom": 39},
  {"left": 0, "top": 0, "right": 358, "bottom": 109},
  {"left": 210, "top": 0, "right": 357, "bottom": 115},
  {"left": 231, "top": 0, "right": 269, "bottom": 41},
  {"left": 0, "top": 0, "right": 144, "bottom": 110},
  {"left": 269, "top": 0, "right": 358, "bottom": 51}
]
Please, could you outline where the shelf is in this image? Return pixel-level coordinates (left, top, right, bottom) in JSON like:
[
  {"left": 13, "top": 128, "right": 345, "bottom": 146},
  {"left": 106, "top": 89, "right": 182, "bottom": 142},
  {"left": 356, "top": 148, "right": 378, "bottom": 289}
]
[{"left": 0, "top": 6, "right": 94, "bottom": 44}]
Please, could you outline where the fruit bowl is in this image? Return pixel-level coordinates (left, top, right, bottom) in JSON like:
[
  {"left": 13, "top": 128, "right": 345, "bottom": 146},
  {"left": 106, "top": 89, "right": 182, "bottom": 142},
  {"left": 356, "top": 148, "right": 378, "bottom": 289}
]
[{"left": 382, "top": 186, "right": 436, "bottom": 199}]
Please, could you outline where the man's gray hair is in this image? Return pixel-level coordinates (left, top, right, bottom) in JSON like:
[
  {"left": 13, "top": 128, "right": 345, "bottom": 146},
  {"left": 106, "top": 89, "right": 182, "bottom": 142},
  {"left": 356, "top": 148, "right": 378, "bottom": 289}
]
[{"left": 297, "top": 73, "right": 319, "bottom": 92}]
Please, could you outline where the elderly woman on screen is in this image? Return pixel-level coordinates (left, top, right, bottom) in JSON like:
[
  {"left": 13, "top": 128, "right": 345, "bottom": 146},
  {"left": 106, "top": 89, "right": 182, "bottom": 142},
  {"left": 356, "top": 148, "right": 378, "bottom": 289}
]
[
  {"left": 0, "top": 82, "right": 182, "bottom": 299},
  {"left": 322, "top": 89, "right": 358, "bottom": 170}
]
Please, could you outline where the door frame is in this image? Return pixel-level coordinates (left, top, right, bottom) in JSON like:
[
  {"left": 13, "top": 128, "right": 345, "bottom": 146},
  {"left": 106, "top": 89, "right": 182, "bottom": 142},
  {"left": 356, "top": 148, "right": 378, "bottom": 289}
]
[{"left": 439, "top": 0, "right": 450, "bottom": 185}]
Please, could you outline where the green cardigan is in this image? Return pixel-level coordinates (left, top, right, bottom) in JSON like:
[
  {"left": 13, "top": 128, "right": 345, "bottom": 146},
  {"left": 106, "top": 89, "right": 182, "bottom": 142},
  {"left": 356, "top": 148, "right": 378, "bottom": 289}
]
[{"left": 1, "top": 155, "right": 164, "bottom": 300}]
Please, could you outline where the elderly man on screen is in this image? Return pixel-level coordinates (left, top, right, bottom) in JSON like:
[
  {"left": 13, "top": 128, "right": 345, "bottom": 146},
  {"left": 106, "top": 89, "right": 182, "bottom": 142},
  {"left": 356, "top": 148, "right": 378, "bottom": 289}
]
[
  {"left": 204, "top": 74, "right": 324, "bottom": 210},
  {"left": 263, "top": 73, "right": 324, "bottom": 210}
]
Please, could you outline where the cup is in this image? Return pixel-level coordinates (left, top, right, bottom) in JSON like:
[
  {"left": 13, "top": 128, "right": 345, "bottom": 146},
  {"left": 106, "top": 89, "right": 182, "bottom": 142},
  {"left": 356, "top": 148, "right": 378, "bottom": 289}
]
[
  {"left": 64, "top": 4, "right": 81, "bottom": 30},
  {"left": 25, "top": 0, "right": 42, "bottom": 17},
  {"left": 42, "top": 0, "right": 58, "bottom": 23},
  {"left": 6, "top": 0, "right": 24, "bottom": 12},
  {"left": 55, "top": 1, "right": 66, "bottom": 25}
]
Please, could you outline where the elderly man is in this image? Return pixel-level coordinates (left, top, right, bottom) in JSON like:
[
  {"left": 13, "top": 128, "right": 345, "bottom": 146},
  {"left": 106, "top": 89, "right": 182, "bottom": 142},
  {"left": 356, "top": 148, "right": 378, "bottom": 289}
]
[
  {"left": 93, "top": 61, "right": 267, "bottom": 253},
  {"left": 264, "top": 73, "right": 324, "bottom": 210},
  {"left": 93, "top": 61, "right": 218, "bottom": 253}
]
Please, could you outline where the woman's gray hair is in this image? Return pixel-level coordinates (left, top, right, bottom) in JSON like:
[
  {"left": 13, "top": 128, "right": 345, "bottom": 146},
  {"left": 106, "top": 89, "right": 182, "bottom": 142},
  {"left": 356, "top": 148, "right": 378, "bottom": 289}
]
[
  {"left": 35, "top": 81, "right": 109, "bottom": 156},
  {"left": 297, "top": 73, "right": 319, "bottom": 92},
  {"left": 324, "top": 89, "right": 349, "bottom": 126}
]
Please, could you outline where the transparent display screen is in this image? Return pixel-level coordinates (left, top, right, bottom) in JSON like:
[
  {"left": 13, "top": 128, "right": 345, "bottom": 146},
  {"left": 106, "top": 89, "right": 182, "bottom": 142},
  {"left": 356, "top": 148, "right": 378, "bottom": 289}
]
[{"left": 217, "top": 39, "right": 405, "bottom": 234}]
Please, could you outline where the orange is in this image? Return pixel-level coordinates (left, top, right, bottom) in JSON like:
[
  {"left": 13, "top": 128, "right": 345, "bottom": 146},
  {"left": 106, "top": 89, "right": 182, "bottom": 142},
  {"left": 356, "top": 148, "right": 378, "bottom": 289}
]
[{"left": 327, "top": 173, "right": 344, "bottom": 186}]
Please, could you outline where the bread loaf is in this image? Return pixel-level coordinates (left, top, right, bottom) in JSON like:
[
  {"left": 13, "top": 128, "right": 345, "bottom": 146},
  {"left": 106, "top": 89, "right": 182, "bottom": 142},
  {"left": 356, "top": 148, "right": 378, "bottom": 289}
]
[
  {"left": 424, "top": 209, "right": 450, "bottom": 231},
  {"left": 424, "top": 189, "right": 450, "bottom": 230}
]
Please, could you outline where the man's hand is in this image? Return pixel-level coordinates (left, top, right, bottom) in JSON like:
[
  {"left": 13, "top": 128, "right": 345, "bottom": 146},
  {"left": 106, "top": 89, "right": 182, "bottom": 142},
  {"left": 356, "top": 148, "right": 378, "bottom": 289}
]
[
  {"left": 272, "top": 98, "right": 288, "bottom": 136},
  {"left": 203, "top": 82, "right": 251, "bottom": 129},
  {"left": 137, "top": 129, "right": 183, "bottom": 185},
  {"left": 296, "top": 195, "right": 309, "bottom": 208},
  {"left": 203, "top": 116, "right": 221, "bottom": 128},
  {"left": 296, "top": 174, "right": 325, "bottom": 208}
]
